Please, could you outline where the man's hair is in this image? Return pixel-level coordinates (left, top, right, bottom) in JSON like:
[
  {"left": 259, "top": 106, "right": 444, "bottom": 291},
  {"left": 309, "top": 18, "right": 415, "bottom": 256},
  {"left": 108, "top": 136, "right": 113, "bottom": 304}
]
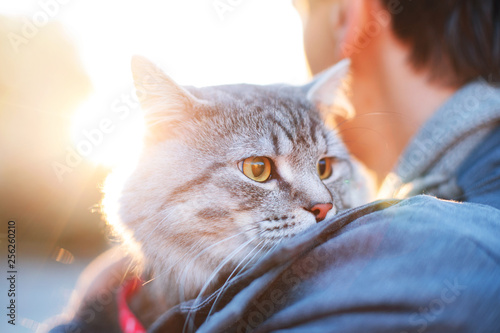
[{"left": 380, "top": 0, "right": 500, "bottom": 87}]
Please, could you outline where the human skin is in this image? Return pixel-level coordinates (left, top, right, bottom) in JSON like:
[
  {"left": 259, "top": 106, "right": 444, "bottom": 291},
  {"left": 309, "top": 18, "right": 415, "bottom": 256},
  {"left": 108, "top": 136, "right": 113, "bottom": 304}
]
[{"left": 298, "top": 0, "right": 457, "bottom": 186}]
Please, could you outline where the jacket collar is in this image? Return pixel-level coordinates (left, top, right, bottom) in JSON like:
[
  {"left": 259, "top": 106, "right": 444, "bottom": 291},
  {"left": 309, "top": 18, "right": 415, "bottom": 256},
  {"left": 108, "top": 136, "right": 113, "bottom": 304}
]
[{"left": 379, "top": 80, "right": 500, "bottom": 199}]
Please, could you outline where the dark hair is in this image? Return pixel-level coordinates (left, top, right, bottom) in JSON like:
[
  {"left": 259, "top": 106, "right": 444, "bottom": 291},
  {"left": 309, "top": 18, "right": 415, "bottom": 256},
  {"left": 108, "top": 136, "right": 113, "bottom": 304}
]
[{"left": 380, "top": 0, "right": 500, "bottom": 87}]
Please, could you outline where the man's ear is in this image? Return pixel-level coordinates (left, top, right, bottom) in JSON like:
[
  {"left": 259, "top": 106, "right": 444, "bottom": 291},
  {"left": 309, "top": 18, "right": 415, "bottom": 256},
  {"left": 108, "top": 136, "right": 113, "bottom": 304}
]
[
  {"left": 131, "top": 55, "right": 203, "bottom": 141},
  {"left": 305, "top": 58, "right": 353, "bottom": 119}
]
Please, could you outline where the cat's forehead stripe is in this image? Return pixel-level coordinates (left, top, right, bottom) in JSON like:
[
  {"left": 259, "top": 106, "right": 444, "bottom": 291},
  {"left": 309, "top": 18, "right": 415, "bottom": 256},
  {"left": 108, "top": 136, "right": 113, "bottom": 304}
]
[
  {"left": 196, "top": 208, "right": 232, "bottom": 221},
  {"left": 309, "top": 120, "right": 318, "bottom": 146},
  {"left": 285, "top": 102, "right": 300, "bottom": 128},
  {"left": 167, "top": 162, "right": 224, "bottom": 198},
  {"left": 271, "top": 133, "right": 280, "bottom": 155},
  {"left": 266, "top": 113, "right": 294, "bottom": 144}
]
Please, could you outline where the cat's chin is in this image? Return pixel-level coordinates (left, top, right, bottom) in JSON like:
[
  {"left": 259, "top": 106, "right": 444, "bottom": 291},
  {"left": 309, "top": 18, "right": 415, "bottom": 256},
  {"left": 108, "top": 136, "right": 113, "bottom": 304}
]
[{"left": 141, "top": 236, "right": 260, "bottom": 307}]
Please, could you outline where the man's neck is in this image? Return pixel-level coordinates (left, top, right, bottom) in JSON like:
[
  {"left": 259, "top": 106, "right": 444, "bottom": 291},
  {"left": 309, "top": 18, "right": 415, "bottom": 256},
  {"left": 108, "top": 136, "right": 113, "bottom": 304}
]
[{"left": 339, "top": 42, "right": 457, "bottom": 186}]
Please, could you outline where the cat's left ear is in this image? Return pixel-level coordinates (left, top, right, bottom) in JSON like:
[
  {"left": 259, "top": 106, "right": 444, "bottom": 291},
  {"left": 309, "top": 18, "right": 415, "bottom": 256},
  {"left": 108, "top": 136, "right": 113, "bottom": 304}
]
[
  {"left": 131, "top": 55, "right": 204, "bottom": 142},
  {"left": 305, "top": 58, "right": 352, "bottom": 118}
]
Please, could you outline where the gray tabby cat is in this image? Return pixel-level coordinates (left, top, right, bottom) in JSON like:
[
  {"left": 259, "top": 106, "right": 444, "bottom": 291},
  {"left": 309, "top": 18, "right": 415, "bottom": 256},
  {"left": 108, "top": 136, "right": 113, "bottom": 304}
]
[{"left": 102, "top": 56, "right": 372, "bottom": 319}]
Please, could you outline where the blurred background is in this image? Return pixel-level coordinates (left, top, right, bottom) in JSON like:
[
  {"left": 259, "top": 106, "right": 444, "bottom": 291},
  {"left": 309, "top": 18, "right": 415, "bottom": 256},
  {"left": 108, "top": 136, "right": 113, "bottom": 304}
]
[{"left": 0, "top": 1, "right": 308, "bottom": 332}]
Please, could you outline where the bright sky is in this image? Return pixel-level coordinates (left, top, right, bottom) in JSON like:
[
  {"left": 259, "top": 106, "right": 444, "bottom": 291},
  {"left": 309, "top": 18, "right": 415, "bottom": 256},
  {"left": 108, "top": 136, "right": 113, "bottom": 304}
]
[{"left": 1, "top": 0, "right": 309, "bottom": 166}]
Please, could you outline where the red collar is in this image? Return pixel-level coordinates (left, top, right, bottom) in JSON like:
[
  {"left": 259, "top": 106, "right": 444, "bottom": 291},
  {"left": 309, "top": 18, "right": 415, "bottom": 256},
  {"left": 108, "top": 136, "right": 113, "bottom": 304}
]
[{"left": 117, "top": 278, "right": 147, "bottom": 333}]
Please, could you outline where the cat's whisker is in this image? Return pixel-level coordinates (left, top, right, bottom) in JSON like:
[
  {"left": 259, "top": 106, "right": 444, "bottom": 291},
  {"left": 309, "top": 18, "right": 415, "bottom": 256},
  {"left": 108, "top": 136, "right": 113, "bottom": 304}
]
[
  {"left": 187, "top": 235, "right": 258, "bottom": 305},
  {"left": 148, "top": 225, "right": 258, "bottom": 288},
  {"left": 124, "top": 211, "right": 179, "bottom": 286},
  {"left": 264, "top": 238, "right": 282, "bottom": 258},
  {"left": 183, "top": 235, "right": 259, "bottom": 333},
  {"left": 141, "top": 237, "right": 206, "bottom": 287},
  {"left": 176, "top": 225, "right": 259, "bottom": 303},
  {"left": 109, "top": 212, "right": 176, "bottom": 287},
  {"left": 204, "top": 238, "right": 281, "bottom": 321},
  {"left": 178, "top": 226, "right": 259, "bottom": 272},
  {"left": 206, "top": 238, "right": 267, "bottom": 319},
  {"left": 143, "top": 210, "right": 175, "bottom": 241}
]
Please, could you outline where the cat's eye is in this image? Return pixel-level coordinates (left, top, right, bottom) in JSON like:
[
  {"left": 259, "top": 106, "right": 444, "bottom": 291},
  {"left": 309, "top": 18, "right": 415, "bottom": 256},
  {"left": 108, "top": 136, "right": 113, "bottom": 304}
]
[
  {"left": 241, "top": 156, "right": 272, "bottom": 182},
  {"left": 317, "top": 158, "right": 332, "bottom": 180}
]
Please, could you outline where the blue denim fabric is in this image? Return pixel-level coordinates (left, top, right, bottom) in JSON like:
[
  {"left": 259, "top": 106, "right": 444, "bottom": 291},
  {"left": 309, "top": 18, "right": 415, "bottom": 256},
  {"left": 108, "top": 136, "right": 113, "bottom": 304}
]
[{"left": 457, "top": 125, "right": 500, "bottom": 210}]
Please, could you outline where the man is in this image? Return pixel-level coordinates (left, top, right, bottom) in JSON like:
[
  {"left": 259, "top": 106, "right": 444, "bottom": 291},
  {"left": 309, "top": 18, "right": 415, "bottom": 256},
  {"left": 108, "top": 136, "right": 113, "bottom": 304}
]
[{"left": 299, "top": 0, "right": 500, "bottom": 193}]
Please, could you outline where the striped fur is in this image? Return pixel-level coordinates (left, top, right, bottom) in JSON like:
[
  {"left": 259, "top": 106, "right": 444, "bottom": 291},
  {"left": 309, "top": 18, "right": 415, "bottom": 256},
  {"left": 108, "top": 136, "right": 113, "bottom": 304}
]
[{"left": 103, "top": 57, "right": 373, "bottom": 314}]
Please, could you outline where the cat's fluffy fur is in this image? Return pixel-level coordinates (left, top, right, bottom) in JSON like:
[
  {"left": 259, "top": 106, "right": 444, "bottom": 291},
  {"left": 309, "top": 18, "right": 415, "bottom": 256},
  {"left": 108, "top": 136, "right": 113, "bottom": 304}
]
[{"left": 102, "top": 56, "right": 372, "bottom": 310}]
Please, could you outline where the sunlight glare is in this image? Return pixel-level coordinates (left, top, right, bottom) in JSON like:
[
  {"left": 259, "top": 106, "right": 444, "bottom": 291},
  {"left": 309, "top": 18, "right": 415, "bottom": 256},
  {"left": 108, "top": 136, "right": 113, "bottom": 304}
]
[{"left": 6, "top": 0, "right": 308, "bottom": 168}]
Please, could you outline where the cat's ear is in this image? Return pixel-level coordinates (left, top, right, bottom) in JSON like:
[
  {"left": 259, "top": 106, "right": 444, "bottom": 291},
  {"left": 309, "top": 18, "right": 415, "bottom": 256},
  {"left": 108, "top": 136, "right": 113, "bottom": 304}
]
[
  {"left": 131, "top": 55, "right": 202, "bottom": 141},
  {"left": 305, "top": 58, "right": 353, "bottom": 119}
]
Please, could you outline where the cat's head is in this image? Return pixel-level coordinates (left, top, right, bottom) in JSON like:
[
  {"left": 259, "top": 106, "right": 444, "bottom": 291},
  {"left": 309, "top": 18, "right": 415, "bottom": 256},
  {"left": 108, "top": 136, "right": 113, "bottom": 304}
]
[{"left": 104, "top": 56, "right": 372, "bottom": 304}]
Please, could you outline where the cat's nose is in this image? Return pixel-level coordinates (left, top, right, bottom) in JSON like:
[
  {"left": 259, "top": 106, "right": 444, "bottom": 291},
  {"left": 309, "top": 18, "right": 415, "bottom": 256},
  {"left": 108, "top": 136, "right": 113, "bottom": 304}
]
[{"left": 307, "top": 203, "right": 333, "bottom": 222}]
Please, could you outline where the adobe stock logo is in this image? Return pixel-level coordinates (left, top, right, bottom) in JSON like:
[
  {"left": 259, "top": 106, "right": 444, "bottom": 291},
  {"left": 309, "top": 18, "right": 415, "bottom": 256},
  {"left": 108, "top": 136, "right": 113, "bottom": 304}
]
[
  {"left": 51, "top": 89, "right": 141, "bottom": 183},
  {"left": 402, "top": 278, "right": 467, "bottom": 333},
  {"left": 212, "top": 0, "right": 245, "bottom": 21},
  {"left": 341, "top": 0, "right": 404, "bottom": 57},
  {"left": 7, "top": 0, "right": 72, "bottom": 53}
]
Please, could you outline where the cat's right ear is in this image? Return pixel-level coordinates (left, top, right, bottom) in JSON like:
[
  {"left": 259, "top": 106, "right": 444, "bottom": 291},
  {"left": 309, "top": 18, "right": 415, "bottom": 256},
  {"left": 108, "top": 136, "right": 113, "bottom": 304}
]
[
  {"left": 305, "top": 58, "right": 353, "bottom": 120},
  {"left": 131, "top": 55, "right": 202, "bottom": 142}
]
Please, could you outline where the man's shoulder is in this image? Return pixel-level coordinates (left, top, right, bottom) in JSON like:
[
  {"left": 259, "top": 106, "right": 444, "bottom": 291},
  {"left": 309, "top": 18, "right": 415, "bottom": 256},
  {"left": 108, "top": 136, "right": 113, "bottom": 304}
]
[
  {"left": 457, "top": 124, "right": 500, "bottom": 209},
  {"left": 359, "top": 195, "right": 500, "bottom": 257}
]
